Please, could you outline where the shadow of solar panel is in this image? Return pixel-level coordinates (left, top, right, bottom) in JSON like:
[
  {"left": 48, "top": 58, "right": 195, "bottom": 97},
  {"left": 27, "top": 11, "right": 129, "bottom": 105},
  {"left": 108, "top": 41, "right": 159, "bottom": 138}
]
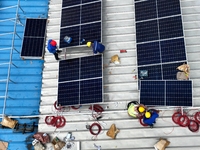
[
  {"left": 138, "top": 65, "right": 162, "bottom": 80},
  {"left": 162, "top": 61, "right": 187, "bottom": 80},
  {"left": 24, "top": 19, "right": 47, "bottom": 37},
  {"left": 140, "top": 81, "right": 165, "bottom": 106},
  {"left": 59, "top": 58, "right": 79, "bottom": 82},
  {"left": 81, "top": 22, "right": 101, "bottom": 43},
  {"left": 60, "top": 26, "right": 80, "bottom": 48},
  {"left": 82, "top": 0, "right": 100, "bottom": 3},
  {"left": 58, "top": 82, "right": 79, "bottom": 106},
  {"left": 157, "top": 0, "right": 181, "bottom": 18},
  {"left": 137, "top": 41, "right": 160, "bottom": 66},
  {"left": 80, "top": 55, "right": 102, "bottom": 79},
  {"left": 135, "top": 0, "right": 157, "bottom": 21},
  {"left": 21, "top": 37, "right": 44, "bottom": 57},
  {"left": 61, "top": 6, "right": 80, "bottom": 27},
  {"left": 166, "top": 81, "right": 192, "bottom": 106},
  {"left": 80, "top": 78, "right": 102, "bottom": 104},
  {"left": 159, "top": 16, "right": 183, "bottom": 39},
  {"left": 161, "top": 38, "right": 186, "bottom": 63},
  {"left": 81, "top": 2, "right": 101, "bottom": 24},
  {"left": 62, "top": 0, "right": 81, "bottom": 8},
  {"left": 136, "top": 20, "right": 159, "bottom": 43}
]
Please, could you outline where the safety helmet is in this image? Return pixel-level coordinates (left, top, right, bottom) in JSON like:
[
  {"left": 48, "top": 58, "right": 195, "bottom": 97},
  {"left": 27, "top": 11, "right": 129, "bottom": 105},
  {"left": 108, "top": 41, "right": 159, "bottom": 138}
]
[
  {"left": 87, "top": 42, "right": 92, "bottom": 47},
  {"left": 138, "top": 106, "right": 145, "bottom": 113},
  {"left": 145, "top": 112, "right": 151, "bottom": 118},
  {"left": 50, "top": 40, "right": 57, "bottom": 46}
]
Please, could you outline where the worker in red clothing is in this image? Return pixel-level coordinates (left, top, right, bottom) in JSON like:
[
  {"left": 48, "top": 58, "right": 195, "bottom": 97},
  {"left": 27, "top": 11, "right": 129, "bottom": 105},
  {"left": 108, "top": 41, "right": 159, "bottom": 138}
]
[
  {"left": 127, "top": 101, "right": 147, "bottom": 118},
  {"left": 87, "top": 41, "right": 105, "bottom": 54},
  {"left": 47, "top": 39, "right": 62, "bottom": 60}
]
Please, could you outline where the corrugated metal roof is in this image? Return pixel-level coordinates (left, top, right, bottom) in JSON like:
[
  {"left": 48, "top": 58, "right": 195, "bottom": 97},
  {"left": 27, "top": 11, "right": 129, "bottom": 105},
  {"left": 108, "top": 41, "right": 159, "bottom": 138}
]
[
  {"left": 0, "top": 0, "right": 48, "bottom": 149},
  {"left": 40, "top": 0, "right": 200, "bottom": 149}
]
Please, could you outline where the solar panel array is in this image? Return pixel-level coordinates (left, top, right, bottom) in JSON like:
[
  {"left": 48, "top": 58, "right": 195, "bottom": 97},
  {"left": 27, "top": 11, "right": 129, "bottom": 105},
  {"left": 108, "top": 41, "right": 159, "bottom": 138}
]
[
  {"left": 57, "top": 55, "right": 103, "bottom": 106},
  {"left": 21, "top": 19, "right": 47, "bottom": 59},
  {"left": 60, "top": 0, "right": 102, "bottom": 48},
  {"left": 140, "top": 80, "right": 193, "bottom": 106},
  {"left": 135, "top": 0, "right": 187, "bottom": 80}
]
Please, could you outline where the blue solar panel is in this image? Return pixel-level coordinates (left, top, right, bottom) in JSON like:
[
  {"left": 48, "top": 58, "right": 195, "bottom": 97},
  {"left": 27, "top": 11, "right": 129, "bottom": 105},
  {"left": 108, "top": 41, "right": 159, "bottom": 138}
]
[
  {"left": 61, "top": 6, "right": 80, "bottom": 27},
  {"left": 160, "top": 38, "right": 186, "bottom": 63},
  {"left": 81, "top": 2, "right": 101, "bottom": 24},
  {"left": 162, "top": 61, "right": 187, "bottom": 80},
  {"left": 59, "top": 58, "right": 79, "bottom": 82},
  {"left": 81, "top": 22, "right": 101, "bottom": 43},
  {"left": 24, "top": 19, "right": 47, "bottom": 37},
  {"left": 58, "top": 82, "right": 79, "bottom": 106},
  {"left": 140, "top": 81, "right": 165, "bottom": 106},
  {"left": 159, "top": 16, "right": 184, "bottom": 39},
  {"left": 138, "top": 65, "right": 162, "bottom": 80},
  {"left": 166, "top": 81, "right": 192, "bottom": 106},
  {"left": 60, "top": 26, "right": 80, "bottom": 48},
  {"left": 80, "top": 78, "right": 102, "bottom": 104},
  {"left": 137, "top": 41, "right": 160, "bottom": 66},
  {"left": 21, "top": 37, "right": 44, "bottom": 57},
  {"left": 62, "top": 0, "right": 81, "bottom": 8},
  {"left": 135, "top": 0, "right": 157, "bottom": 21},
  {"left": 81, "top": 54, "right": 102, "bottom": 79},
  {"left": 58, "top": 55, "right": 103, "bottom": 106},
  {"left": 60, "top": 1, "right": 102, "bottom": 48},
  {"left": 140, "top": 80, "right": 192, "bottom": 106},
  {"left": 136, "top": 20, "right": 159, "bottom": 43},
  {"left": 157, "top": 0, "right": 181, "bottom": 18}
]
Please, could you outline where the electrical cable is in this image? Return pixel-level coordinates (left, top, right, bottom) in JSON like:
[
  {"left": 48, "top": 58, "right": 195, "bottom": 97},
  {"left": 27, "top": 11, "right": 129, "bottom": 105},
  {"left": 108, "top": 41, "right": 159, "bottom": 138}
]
[{"left": 161, "top": 110, "right": 174, "bottom": 135}]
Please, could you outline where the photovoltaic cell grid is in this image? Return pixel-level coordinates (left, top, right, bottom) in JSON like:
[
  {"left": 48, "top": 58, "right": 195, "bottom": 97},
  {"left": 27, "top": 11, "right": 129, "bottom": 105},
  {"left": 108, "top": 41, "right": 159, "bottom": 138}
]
[
  {"left": 140, "top": 80, "right": 192, "bottom": 106},
  {"left": 21, "top": 19, "right": 47, "bottom": 58},
  {"left": 135, "top": 0, "right": 186, "bottom": 66},
  {"left": 60, "top": 0, "right": 102, "bottom": 48},
  {"left": 58, "top": 55, "right": 103, "bottom": 106}
]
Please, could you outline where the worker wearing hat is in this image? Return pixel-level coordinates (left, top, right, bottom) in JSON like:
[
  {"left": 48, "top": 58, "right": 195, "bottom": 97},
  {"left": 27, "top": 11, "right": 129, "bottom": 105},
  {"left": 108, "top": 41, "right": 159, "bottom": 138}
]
[
  {"left": 127, "top": 101, "right": 147, "bottom": 118},
  {"left": 47, "top": 39, "right": 62, "bottom": 60},
  {"left": 143, "top": 110, "right": 159, "bottom": 128},
  {"left": 87, "top": 41, "right": 105, "bottom": 54}
]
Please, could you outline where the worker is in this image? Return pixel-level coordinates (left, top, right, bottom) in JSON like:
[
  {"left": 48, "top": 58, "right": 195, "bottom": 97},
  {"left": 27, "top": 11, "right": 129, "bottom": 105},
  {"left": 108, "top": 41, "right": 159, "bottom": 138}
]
[
  {"left": 47, "top": 39, "right": 62, "bottom": 60},
  {"left": 143, "top": 110, "right": 159, "bottom": 128},
  {"left": 127, "top": 101, "right": 147, "bottom": 118},
  {"left": 86, "top": 41, "right": 105, "bottom": 54}
]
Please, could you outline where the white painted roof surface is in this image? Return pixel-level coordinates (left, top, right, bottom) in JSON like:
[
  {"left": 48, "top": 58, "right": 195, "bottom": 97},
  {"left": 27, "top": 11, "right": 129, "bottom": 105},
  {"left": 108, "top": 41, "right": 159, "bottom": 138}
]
[{"left": 40, "top": 0, "right": 200, "bottom": 149}]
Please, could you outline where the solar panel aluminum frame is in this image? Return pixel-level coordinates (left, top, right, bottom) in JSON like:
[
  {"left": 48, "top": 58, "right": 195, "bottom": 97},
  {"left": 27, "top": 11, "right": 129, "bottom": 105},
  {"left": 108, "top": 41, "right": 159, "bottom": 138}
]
[
  {"left": 59, "top": 0, "right": 102, "bottom": 49},
  {"left": 57, "top": 54, "right": 104, "bottom": 106},
  {"left": 139, "top": 80, "right": 193, "bottom": 107},
  {"left": 20, "top": 18, "right": 47, "bottom": 59}
]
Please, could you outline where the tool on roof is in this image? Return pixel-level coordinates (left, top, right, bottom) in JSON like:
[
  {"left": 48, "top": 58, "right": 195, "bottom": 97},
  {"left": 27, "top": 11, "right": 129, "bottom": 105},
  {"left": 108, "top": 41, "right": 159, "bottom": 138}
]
[
  {"left": 94, "top": 143, "right": 101, "bottom": 150},
  {"left": 64, "top": 36, "right": 72, "bottom": 44}
]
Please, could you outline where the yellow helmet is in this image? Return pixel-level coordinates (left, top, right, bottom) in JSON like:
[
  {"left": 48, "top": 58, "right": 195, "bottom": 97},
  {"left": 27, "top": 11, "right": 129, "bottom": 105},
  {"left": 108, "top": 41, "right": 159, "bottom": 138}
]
[
  {"left": 145, "top": 112, "right": 151, "bottom": 118},
  {"left": 87, "top": 42, "right": 92, "bottom": 47},
  {"left": 138, "top": 106, "right": 145, "bottom": 113}
]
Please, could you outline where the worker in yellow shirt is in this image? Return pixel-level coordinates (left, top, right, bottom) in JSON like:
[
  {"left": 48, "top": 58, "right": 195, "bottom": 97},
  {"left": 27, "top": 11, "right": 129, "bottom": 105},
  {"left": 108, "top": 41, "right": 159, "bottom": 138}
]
[{"left": 127, "top": 101, "right": 147, "bottom": 118}]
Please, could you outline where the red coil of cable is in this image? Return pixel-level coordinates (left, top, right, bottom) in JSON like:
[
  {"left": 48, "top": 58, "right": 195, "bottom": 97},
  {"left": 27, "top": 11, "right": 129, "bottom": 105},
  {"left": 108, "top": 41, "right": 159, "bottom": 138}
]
[
  {"left": 178, "top": 115, "right": 190, "bottom": 127},
  {"left": 188, "top": 120, "right": 199, "bottom": 132},
  {"left": 89, "top": 123, "right": 102, "bottom": 135},
  {"left": 172, "top": 112, "right": 182, "bottom": 124},
  {"left": 54, "top": 101, "right": 63, "bottom": 110},
  {"left": 54, "top": 116, "right": 66, "bottom": 128},
  {"left": 71, "top": 105, "right": 81, "bottom": 110},
  {"left": 45, "top": 116, "right": 56, "bottom": 125},
  {"left": 194, "top": 112, "right": 200, "bottom": 124},
  {"left": 139, "top": 116, "right": 148, "bottom": 127}
]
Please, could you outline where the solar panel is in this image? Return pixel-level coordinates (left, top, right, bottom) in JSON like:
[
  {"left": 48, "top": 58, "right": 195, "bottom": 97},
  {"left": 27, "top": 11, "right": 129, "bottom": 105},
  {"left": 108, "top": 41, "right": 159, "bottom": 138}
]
[
  {"left": 140, "top": 80, "right": 192, "bottom": 106},
  {"left": 157, "top": 0, "right": 181, "bottom": 18},
  {"left": 24, "top": 19, "right": 47, "bottom": 37},
  {"left": 21, "top": 19, "right": 47, "bottom": 59},
  {"left": 138, "top": 65, "right": 162, "bottom": 80},
  {"left": 137, "top": 41, "right": 160, "bottom": 66},
  {"left": 21, "top": 37, "right": 45, "bottom": 57},
  {"left": 136, "top": 20, "right": 159, "bottom": 43},
  {"left": 135, "top": 0, "right": 157, "bottom": 22},
  {"left": 60, "top": 0, "right": 102, "bottom": 48},
  {"left": 57, "top": 55, "right": 103, "bottom": 106},
  {"left": 62, "top": 0, "right": 81, "bottom": 8}
]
